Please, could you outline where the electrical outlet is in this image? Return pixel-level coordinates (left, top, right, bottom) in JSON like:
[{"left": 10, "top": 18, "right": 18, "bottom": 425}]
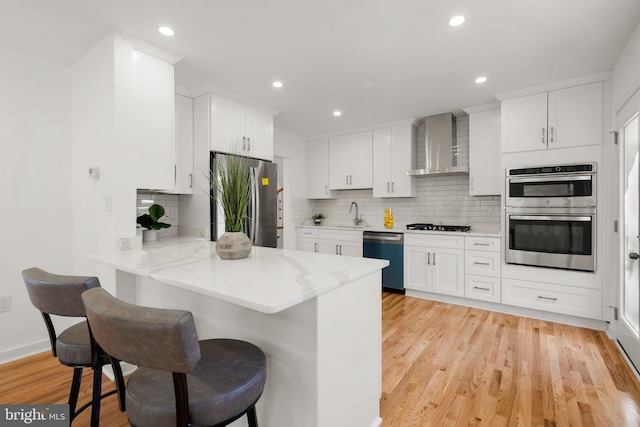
[{"left": 0, "top": 295, "right": 11, "bottom": 313}]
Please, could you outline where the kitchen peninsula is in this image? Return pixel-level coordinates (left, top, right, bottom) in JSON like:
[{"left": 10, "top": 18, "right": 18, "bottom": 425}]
[{"left": 88, "top": 239, "right": 389, "bottom": 427}]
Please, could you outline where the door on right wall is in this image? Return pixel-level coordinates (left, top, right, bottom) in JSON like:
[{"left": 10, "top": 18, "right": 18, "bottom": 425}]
[{"left": 619, "top": 88, "right": 640, "bottom": 373}]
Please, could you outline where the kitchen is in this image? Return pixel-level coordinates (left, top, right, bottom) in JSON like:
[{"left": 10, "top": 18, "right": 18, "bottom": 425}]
[{"left": 2, "top": 1, "right": 640, "bottom": 426}]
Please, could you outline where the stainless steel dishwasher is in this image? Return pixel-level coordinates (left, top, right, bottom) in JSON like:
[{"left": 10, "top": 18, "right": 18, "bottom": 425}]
[{"left": 363, "top": 231, "right": 404, "bottom": 293}]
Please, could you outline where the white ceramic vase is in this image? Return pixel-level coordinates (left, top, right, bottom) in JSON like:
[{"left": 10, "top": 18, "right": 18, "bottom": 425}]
[
  {"left": 142, "top": 229, "right": 157, "bottom": 242},
  {"left": 216, "top": 231, "right": 252, "bottom": 260}
]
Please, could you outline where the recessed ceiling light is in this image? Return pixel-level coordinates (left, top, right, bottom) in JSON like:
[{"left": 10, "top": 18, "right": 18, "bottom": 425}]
[
  {"left": 448, "top": 16, "right": 465, "bottom": 27},
  {"left": 158, "top": 26, "right": 175, "bottom": 36},
  {"left": 333, "top": 111, "right": 342, "bottom": 117},
  {"left": 475, "top": 76, "right": 487, "bottom": 84},
  {"left": 272, "top": 81, "right": 283, "bottom": 88}
]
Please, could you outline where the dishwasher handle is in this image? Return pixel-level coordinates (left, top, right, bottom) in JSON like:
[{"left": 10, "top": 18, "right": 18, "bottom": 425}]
[{"left": 363, "top": 232, "right": 404, "bottom": 244}]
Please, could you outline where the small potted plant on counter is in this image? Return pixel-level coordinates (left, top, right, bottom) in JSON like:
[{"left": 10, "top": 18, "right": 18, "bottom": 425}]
[
  {"left": 312, "top": 213, "right": 325, "bottom": 225},
  {"left": 137, "top": 203, "right": 171, "bottom": 242}
]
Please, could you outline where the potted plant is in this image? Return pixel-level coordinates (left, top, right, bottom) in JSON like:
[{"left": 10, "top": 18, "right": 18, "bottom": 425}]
[
  {"left": 211, "top": 154, "right": 253, "bottom": 259},
  {"left": 312, "top": 213, "right": 325, "bottom": 225},
  {"left": 137, "top": 203, "right": 171, "bottom": 242}
]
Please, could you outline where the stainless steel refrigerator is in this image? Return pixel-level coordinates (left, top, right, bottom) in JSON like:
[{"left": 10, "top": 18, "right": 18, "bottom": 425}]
[{"left": 210, "top": 152, "right": 278, "bottom": 248}]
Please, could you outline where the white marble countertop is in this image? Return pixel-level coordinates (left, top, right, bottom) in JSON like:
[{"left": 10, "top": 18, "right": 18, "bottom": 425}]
[
  {"left": 87, "top": 239, "right": 388, "bottom": 314},
  {"left": 297, "top": 223, "right": 502, "bottom": 237}
]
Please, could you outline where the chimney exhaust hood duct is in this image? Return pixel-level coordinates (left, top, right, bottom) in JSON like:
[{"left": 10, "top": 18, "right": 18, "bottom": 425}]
[{"left": 407, "top": 113, "right": 469, "bottom": 176}]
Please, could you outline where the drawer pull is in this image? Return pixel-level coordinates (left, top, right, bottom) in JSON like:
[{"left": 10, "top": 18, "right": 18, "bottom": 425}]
[
  {"left": 473, "top": 262, "right": 491, "bottom": 266},
  {"left": 538, "top": 295, "right": 558, "bottom": 301},
  {"left": 474, "top": 242, "right": 491, "bottom": 246},
  {"left": 473, "top": 286, "right": 491, "bottom": 291}
]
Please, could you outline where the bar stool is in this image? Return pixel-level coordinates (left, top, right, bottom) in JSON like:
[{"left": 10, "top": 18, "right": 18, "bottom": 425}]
[
  {"left": 81, "top": 287, "right": 267, "bottom": 427},
  {"left": 22, "top": 267, "right": 125, "bottom": 426}
]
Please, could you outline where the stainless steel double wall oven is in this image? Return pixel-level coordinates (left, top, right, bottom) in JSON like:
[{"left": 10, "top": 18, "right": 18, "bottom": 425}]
[{"left": 505, "top": 163, "right": 596, "bottom": 272}]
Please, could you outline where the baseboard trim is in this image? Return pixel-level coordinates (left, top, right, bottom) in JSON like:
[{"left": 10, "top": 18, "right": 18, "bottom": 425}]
[{"left": 0, "top": 340, "right": 49, "bottom": 366}]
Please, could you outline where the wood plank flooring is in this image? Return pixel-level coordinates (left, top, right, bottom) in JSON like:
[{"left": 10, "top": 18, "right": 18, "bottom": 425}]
[
  {"left": 381, "top": 292, "right": 640, "bottom": 426},
  {"left": 2, "top": 293, "right": 640, "bottom": 426}
]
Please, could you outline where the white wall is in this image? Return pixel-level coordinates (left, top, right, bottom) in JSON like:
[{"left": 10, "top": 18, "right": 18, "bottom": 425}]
[
  {"left": 274, "top": 129, "right": 307, "bottom": 249},
  {"left": 613, "top": 21, "right": 640, "bottom": 110},
  {"left": 0, "top": 46, "right": 73, "bottom": 362}
]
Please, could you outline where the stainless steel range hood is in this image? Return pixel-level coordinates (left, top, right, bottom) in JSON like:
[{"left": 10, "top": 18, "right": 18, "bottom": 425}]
[{"left": 407, "top": 112, "right": 468, "bottom": 176}]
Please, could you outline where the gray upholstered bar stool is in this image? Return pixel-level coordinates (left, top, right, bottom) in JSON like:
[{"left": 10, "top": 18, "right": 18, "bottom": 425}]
[
  {"left": 22, "top": 267, "right": 125, "bottom": 426},
  {"left": 81, "top": 287, "right": 267, "bottom": 427}
]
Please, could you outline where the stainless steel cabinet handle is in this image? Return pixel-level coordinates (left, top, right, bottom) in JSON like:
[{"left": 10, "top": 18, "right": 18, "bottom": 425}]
[
  {"left": 314, "top": 242, "right": 318, "bottom": 252},
  {"left": 538, "top": 295, "right": 558, "bottom": 301},
  {"left": 433, "top": 253, "right": 436, "bottom": 265},
  {"left": 427, "top": 253, "right": 431, "bottom": 265},
  {"left": 247, "top": 137, "right": 251, "bottom": 151},
  {"left": 189, "top": 173, "right": 193, "bottom": 188},
  {"left": 391, "top": 182, "right": 394, "bottom": 193},
  {"left": 339, "top": 245, "right": 343, "bottom": 255},
  {"left": 242, "top": 136, "right": 246, "bottom": 150},
  {"left": 541, "top": 128, "right": 545, "bottom": 144},
  {"left": 336, "top": 245, "right": 339, "bottom": 255},
  {"left": 550, "top": 126, "right": 554, "bottom": 143},
  {"left": 473, "top": 286, "right": 490, "bottom": 291},
  {"left": 346, "top": 175, "right": 349, "bottom": 185},
  {"left": 474, "top": 242, "right": 490, "bottom": 246},
  {"left": 350, "top": 175, "right": 353, "bottom": 185},
  {"left": 630, "top": 252, "right": 640, "bottom": 260},
  {"left": 473, "top": 261, "right": 491, "bottom": 266},
  {"left": 387, "top": 182, "right": 390, "bottom": 193},
  {"left": 174, "top": 165, "right": 177, "bottom": 184}
]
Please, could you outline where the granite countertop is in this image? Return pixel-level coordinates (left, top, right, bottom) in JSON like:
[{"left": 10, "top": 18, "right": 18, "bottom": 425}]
[{"left": 88, "top": 239, "right": 388, "bottom": 314}]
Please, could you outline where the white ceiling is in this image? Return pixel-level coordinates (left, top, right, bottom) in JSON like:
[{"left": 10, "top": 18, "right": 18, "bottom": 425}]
[{"left": 2, "top": 0, "right": 640, "bottom": 137}]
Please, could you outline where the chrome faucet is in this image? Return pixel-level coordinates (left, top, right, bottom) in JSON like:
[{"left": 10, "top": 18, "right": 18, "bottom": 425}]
[{"left": 349, "top": 202, "right": 363, "bottom": 226}]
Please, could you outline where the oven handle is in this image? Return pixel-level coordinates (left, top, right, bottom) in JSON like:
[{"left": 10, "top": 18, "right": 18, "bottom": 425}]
[
  {"left": 508, "top": 175, "right": 592, "bottom": 184},
  {"left": 509, "top": 215, "right": 592, "bottom": 222}
]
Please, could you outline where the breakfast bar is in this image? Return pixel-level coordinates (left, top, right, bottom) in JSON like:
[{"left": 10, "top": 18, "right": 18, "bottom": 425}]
[{"left": 88, "top": 239, "right": 388, "bottom": 427}]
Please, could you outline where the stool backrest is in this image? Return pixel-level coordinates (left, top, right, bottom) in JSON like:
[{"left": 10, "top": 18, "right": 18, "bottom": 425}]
[
  {"left": 82, "top": 288, "right": 201, "bottom": 373},
  {"left": 22, "top": 267, "right": 101, "bottom": 317}
]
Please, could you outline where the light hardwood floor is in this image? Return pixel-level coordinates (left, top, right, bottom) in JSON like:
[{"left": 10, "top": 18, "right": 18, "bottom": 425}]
[{"left": 2, "top": 293, "right": 640, "bottom": 426}]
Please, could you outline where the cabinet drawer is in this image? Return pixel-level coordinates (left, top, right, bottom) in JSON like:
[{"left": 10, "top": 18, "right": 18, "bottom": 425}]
[
  {"left": 465, "top": 275, "right": 500, "bottom": 303},
  {"left": 319, "top": 229, "right": 363, "bottom": 243},
  {"left": 465, "top": 251, "right": 500, "bottom": 277},
  {"left": 297, "top": 228, "right": 319, "bottom": 238},
  {"left": 502, "top": 278, "right": 602, "bottom": 320},
  {"left": 404, "top": 234, "right": 464, "bottom": 249},
  {"left": 465, "top": 236, "right": 500, "bottom": 252}
]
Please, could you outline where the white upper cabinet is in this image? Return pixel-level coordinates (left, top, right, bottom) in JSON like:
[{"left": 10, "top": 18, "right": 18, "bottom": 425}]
[
  {"left": 132, "top": 50, "right": 175, "bottom": 191},
  {"left": 306, "top": 138, "right": 335, "bottom": 199},
  {"left": 372, "top": 124, "right": 417, "bottom": 198},
  {"left": 501, "top": 81, "right": 603, "bottom": 153},
  {"left": 172, "top": 94, "right": 194, "bottom": 194},
  {"left": 209, "top": 95, "right": 274, "bottom": 161},
  {"left": 329, "top": 131, "right": 373, "bottom": 190},
  {"left": 467, "top": 107, "right": 501, "bottom": 196}
]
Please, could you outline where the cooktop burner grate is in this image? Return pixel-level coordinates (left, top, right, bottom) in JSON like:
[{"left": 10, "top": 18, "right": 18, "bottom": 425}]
[{"left": 406, "top": 223, "right": 471, "bottom": 232}]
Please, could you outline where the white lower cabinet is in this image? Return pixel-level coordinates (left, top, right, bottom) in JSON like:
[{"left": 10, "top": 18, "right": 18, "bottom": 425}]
[
  {"left": 404, "top": 234, "right": 464, "bottom": 297},
  {"left": 297, "top": 228, "right": 319, "bottom": 253},
  {"left": 318, "top": 229, "right": 363, "bottom": 257},
  {"left": 464, "top": 236, "right": 501, "bottom": 303},
  {"left": 296, "top": 228, "right": 363, "bottom": 257},
  {"left": 502, "top": 278, "right": 602, "bottom": 320}
]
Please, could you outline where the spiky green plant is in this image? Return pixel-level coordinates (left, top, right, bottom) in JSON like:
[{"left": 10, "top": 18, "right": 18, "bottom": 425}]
[{"left": 214, "top": 155, "right": 252, "bottom": 232}]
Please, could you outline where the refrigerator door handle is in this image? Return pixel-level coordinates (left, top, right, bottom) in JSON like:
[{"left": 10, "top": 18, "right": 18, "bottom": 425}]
[{"left": 250, "top": 166, "right": 260, "bottom": 244}]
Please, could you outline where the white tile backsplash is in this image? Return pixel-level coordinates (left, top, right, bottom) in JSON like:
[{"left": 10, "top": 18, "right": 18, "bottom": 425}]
[
  {"left": 294, "top": 116, "right": 500, "bottom": 228},
  {"left": 136, "top": 192, "right": 179, "bottom": 237}
]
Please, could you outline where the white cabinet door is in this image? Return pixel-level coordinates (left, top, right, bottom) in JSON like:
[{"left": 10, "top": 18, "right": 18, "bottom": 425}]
[
  {"left": 372, "top": 128, "right": 392, "bottom": 197},
  {"left": 318, "top": 230, "right": 363, "bottom": 256},
  {"left": 501, "top": 92, "right": 548, "bottom": 153},
  {"left": 404, "top": 246, "right": 429, "bottom": 292},
  {"left": 210, "top": 96, "right": 245, "bottom": 153},
  {"left": 298, "top": 238, "right": 319, "bottom": 253},
  {"left": 547, "top": 82, "right": 602, "bottom": 149},
  {"left": 339, "top": 241, "right": 363, "bottom": 257},
  {"left": 389, "top": 125, "right": 416, "bottom": 197},
  {"left": 132, "top": 50, "right": 175, "bottom": 191},
  {"left": 348, "top": 131, "right": 373, "bottom": 189},
  {"left": 307, "top": 138, "right": 334, "bottom": 199},
  {"left": 469, "top": 109, "right": 501, "bottom": 196},
  {"left": 245, "top": 107, "right": 274, "bottom": 161},
  {"left": 329, "top": 135, "right": 351, "bottom": 189},
  {"left": 173, "top": 94, "right": 194, "bottom": 194},
  {"left": 373, "top": 125, "right": 417, "bottom": 198},
  {"left": 431, "top": 248, "right": 465, "bottom": 297}
]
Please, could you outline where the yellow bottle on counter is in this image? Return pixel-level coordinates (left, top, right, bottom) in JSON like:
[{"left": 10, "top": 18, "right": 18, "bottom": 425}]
[{"left": 384, "top": 208, "right": 394, "bottom": 228}]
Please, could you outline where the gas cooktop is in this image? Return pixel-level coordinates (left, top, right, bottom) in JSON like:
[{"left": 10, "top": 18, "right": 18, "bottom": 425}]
[{"left": 406, "top": 223, "right": 471, "bottom": 232}]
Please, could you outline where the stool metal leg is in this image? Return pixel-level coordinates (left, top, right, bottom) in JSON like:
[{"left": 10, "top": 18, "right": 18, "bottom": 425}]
[
  {"left": 247, "top": 406, "right": 258, "bottom": 427},
  {"left": 68, "top": 368, "right": 83, "bottom": 419},
  {"left": 90, "top": 364, "right": 103, "bottom": 427}
]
